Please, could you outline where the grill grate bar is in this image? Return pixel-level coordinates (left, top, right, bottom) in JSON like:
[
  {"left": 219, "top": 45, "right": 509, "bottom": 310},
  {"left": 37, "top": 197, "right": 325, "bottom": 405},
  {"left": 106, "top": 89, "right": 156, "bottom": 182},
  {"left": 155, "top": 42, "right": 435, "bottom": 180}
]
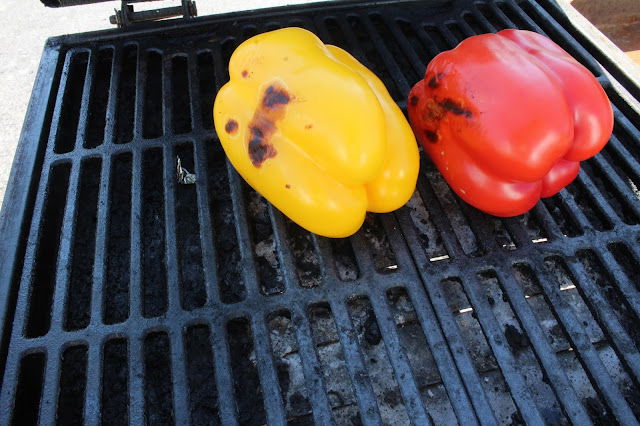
[
  {"left": 329, "top": 298, "right": 383, "bottom": 424},
  {"left": 395, "top": 208, "right": 498, "bottom": 425},
  {"left": 83, "top": 341, "right": 102, "bottom": 424},
  {"left": 460, "top": 272, "right": 547, "bottom": 425},
  {"left": 554, "top": 189, "right": 595, "bottom": 232},
  {"left": 49, "top": 159, "right": 81, "bottom": 333},
  {"left": 162, "top": 142, "right": 183, "bottom": 315},
  {"left": 360, "top": 13, "right": 412, "bottom": 97},
  {"left": 169, "top": 328, "right": 191, "bottom": 425},
  {"left": 592, "top": 150, "right": 640, "bottom": 222},
  {"left": 530, "top": 202, "right": 565, "bottom": 241},
  {"left": 414, "top": 168, "right": 465, "bottom": 259},
  {"left": 227, "top": 165, "right": 261, "bottom": 300},
  {"left": 573, "top": 173, "right": 623, "bottom": 228},
  {"left": 210, "top": 317, "right": 239, "bottom": 425},
  {"left": 74, "top": 49, "right": 95, "bottom": 151},
  {"left": 530, "top": 254, "right": 639, "bottom": 424},
  {"left": 90, "top": 156, "right": 111, "bottom": 326},
  {"left": 129, "top": 334, "right": 146, "bottom": 425},
  {"left": 251, "top": 313, "right": 288, "bottom": 424},
  {"left": 290, "top": 304, "right": 335, "bottom": 424},
  {"left": 492, "top": 267, "right": 593, "bottom": 424},
  {"left": 597, "top": 247, "right": 640, "bottom": 319},
  {"left": 562, "top": 255, "right": 640, "bottom": 384},
  {"left": 608, "top": 127, "right": 640, "bottom": 180},
  {"left": 396, "top": 286, "right": 481, "bottom": 421},
  {"left": 104, "top": 45, "right": 121, "bottom": 146},
  {"left": 39, "top": 346, "right": 63, "bottom": 423},
  {"left": 383, "top": 16, "right": 428, "bottom": 76},
  {"left": 129, "top": 149, "right": 144, "bottom": 320},
  {"left": 368, "top": 293, "right": 432, "bottom": 425}
]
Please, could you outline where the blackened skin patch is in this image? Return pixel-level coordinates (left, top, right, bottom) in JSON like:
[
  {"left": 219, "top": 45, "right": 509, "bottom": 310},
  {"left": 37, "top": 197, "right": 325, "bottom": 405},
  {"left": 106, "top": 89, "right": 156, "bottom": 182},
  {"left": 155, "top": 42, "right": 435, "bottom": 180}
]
[
  {"left": 428, "top": 72, "right": 444, "bottom": 89},
  {"left": 247, "top": 82, "right": 293, "bottom": 167},
  {"left": 410, "top": 95, "right": 419, "bottom": 106},
  {"left": 262, "top": 85, "right": 291, "bottom": 109},
  {"left": 225, "top": 119, "right": 238, "bottom": 134},
  {"left": 424, "top": 129, "right": 439, "bottom": 143},
  {"left": 439, "top": 98, "right": 472, "bottom": 118}
]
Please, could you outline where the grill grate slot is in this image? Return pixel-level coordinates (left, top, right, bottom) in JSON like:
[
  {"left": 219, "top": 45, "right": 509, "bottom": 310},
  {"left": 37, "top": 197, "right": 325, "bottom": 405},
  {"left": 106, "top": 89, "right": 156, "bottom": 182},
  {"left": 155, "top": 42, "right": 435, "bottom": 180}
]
[
  {"left": 102, "top": 338, "right": 129, "bottom": 426},
  {"left": 103, "top": 153, "right": 132, "bottom": 325},
  {"left": 385, "top": 287, "right": 455, "bottom": 423},
  {"left": 244, "top": 186, "right": 285, "bottom": 296},
  {"left": 142, "top": 51, "right": 164, "bottom": 139},
  {"left": 307, "top": 303, "right": 362, "bottom": 423},
  {"left": 12, "top": 353, "right": 45, "bottom": 426},
  {"left": 267, "top": 310, "right": 313, "bottom": 423},
  {"left": 185, "top": 325, "right": 219, "bottom": 425},
  {"left": 347, "top": 296, "right": 412, "bottom": 425},
  {"left": 85, "top": 48, "right": 114, "bottom": 149},
  {"left": 2, "top": 1, "right": 640, "bottom": 424},
  {"left": 284, "top": 219, "right": 322, "bottom": 288},
  {"left": 171, "top": 55, "right": 193, "bottom": 134},
  {"left": 329, "top": 238, "right": 360, "bottom": 282},
  {"left": 143, "top": 332, "right": 175, "bottom": 425},
  {"left": 174, "top": 142, "right": 207, "bottom": 310},
  {"left": 140, "top": 148, "right": 168, "bottom": 318},
  {"left": 55, "top": 51, "right": 89, "bottom": 154},
  {"left": 25, "top": 162, "right": 71, "bottom": 338},
  {"left": 228, "top": 317, "right": 267, "bottom": 425},
  {"left": 114, "top": 45, "right": 137, "bottom": 144},
  {"left": 56, "top": 345, "right": 88, "bottom": 425},
  {"left": 64, "top": 158, "right": 101, "bottom": 331},
  {"left": 205, "top": 141, "right": 246, "bottom": 303}
]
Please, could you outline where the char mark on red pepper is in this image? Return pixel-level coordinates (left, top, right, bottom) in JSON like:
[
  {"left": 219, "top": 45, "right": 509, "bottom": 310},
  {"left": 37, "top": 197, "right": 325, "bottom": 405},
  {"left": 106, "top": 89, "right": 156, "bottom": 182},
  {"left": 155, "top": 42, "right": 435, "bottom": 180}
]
[
  {"left": 225, "top": 119, "right": 238, "bottom": 134},
  {"left": 439, "top": 98, "right": 472, "bottom": 118},
  {"left": 263, "top": 85, "right": 291, "bottom": 108},
  {"left": 410, "top": 95, "right": 419, "bottom": 106},
  {"left": 428, "top": 72, "right": 444, "bottom": 89},
  {"left": 423, "top": 129, "right": 439, "bottom": 143}
]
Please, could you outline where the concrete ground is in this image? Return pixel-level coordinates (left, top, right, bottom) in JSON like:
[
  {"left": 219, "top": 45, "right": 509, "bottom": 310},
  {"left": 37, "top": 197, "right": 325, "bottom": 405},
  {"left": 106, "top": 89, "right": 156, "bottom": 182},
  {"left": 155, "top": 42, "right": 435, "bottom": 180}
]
[{"left": 0, "top": 0, "right": 637, "bottom": 208}]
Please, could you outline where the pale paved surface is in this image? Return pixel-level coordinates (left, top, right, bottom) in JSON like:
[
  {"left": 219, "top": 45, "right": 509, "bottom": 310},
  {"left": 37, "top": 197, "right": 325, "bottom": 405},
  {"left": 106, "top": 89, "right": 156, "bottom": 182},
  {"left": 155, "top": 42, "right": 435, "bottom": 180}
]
[{"left": 0, "top": 0, "right": 322, "bottom": 208}]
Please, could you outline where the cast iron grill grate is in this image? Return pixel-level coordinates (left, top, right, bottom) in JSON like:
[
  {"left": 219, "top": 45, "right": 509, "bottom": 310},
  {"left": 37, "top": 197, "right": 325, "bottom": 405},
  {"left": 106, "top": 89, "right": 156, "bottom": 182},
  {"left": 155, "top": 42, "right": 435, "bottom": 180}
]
[{"left": 1, "top": 0, "right": 640, "bottom": 424}]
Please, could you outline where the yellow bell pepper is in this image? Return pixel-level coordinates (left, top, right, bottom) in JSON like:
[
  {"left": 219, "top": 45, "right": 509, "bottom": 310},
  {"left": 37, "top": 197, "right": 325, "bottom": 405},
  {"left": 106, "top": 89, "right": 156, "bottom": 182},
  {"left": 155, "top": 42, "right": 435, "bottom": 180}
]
[{"left": 213, "top": 27, "right": 419, "bottom": 238}]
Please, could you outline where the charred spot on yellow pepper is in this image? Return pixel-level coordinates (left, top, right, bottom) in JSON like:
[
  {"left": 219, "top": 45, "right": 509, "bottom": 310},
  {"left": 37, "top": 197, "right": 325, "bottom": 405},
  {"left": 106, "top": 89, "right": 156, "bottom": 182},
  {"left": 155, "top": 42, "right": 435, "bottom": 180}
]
[
  {"left": 304, "top": 124, "right": 313, "bottom": 129},
  {"left": 262, "top": 85, "right": 291, "bottom": 108},
  {"left": 242, "top": 70, "right": 249, "bottom": 78},
  {"left": 285, "top": 184, "right": 291, "bottom": 189},
  {"left": 247, "top": 82, "right": 293, "bottom": 167},
  {"left": 225, "top": 119, "right": 238, "bottom": 134}
]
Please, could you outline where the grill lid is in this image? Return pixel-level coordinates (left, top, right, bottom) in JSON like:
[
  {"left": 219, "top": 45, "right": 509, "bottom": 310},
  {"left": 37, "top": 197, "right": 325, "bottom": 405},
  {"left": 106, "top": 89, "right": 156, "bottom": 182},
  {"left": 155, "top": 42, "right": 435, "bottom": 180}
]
[{"left": 1, "top": 0, "right": 640, "bottom": 424}]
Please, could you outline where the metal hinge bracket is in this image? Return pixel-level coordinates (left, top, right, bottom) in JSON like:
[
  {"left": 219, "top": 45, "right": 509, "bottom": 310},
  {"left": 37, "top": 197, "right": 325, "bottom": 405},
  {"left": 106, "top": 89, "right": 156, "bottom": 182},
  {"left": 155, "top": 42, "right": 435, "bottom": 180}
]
[{"left": 110, "top": 0, "right": 197, "bottom": 28}]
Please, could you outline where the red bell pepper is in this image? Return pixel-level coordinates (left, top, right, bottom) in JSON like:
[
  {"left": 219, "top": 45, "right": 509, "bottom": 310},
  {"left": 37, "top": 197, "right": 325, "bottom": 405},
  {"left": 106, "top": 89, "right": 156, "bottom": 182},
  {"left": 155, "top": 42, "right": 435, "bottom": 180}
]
[{"left": 407, "top": 29, "right": 613, "bottom": 216}]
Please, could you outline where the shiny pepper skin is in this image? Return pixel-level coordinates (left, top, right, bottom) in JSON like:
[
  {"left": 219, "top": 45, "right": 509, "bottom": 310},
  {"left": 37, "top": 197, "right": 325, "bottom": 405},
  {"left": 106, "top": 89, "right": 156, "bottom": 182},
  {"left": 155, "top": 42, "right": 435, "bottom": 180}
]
[
  {"left": 214, "top": 27, "right": 419, "bottom": 237},
  {"left": 408, "top": 29, "right": 613, "bottom": 217}
]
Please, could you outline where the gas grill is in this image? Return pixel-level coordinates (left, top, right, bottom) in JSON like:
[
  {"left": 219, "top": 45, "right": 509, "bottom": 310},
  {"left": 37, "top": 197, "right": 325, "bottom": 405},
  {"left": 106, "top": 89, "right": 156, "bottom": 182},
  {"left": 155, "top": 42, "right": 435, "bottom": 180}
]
[{"left": 1, "top": 0, "right": 640, "bottom": 424}]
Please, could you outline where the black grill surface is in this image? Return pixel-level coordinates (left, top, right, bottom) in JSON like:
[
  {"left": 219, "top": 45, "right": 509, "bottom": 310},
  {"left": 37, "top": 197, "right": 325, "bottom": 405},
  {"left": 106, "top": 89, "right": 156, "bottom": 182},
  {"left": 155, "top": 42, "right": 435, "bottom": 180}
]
[{"left": 1, "top": 0, "right": 640, "bottom": 424}]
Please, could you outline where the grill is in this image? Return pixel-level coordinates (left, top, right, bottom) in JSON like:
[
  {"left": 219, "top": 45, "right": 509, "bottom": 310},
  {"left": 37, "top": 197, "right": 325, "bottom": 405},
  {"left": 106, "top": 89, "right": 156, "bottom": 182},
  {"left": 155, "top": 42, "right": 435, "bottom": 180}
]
[{"left": 1, "top": 0, "right": 640, "bottom": 424}]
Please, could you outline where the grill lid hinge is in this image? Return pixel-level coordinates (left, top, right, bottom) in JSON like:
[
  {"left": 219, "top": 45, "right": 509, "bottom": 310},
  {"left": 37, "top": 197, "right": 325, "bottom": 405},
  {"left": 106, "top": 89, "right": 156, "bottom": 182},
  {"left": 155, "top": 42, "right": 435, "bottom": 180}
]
[{"left": 109, "top": 0, "right": 197, "bottom": 28}]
